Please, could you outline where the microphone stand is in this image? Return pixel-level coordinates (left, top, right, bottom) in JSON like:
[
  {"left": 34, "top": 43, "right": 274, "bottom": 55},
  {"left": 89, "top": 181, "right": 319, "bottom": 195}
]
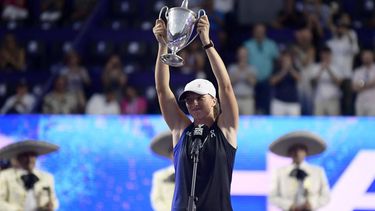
[{"left": 187, "top": 139, "right": 201, "bottom": 211}]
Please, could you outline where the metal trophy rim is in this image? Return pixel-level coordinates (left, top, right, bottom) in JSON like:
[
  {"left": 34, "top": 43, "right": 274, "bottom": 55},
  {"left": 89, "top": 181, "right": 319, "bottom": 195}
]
[{"left": 168, "top": 7, "right": 197, "bottom": 19}]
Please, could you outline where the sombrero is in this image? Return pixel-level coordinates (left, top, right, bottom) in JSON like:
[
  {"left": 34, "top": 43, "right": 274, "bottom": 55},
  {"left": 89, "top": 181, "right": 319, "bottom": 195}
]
[
  {"left": 269, "top": 131, "right": 326, "bottom": 157},
  {"left": 0, "top": 140, "right": 59, "bottom": 160},
  {"left": 150, "top": 131, "right": 173, "bottom": 159}
]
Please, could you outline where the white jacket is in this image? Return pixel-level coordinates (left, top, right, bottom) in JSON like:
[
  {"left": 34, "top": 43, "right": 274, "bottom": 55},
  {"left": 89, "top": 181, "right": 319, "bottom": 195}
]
[
  {"left": 269, "top": 162, "right": 330, "bottom": 211},
  {"left": 0, "top": 168, "right": 59, "bottom": 211},
  {"left": 150, "top": 165, "right": 175, "bottom": 211}
]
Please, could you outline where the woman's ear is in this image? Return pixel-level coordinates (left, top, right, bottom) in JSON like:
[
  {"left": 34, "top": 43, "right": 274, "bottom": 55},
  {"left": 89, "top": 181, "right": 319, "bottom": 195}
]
[{"left": 212, "top": 97, "right": 217, "bottom": 106}]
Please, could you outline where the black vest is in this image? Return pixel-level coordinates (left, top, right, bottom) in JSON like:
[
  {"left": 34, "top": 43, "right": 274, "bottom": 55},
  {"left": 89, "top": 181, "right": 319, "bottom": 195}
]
[{"left": 172, "top": 122, "right": 236, "bottom": 211}]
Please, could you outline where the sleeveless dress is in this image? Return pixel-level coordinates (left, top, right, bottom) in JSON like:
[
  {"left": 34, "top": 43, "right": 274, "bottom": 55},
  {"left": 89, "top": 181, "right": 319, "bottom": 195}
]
[{"left": 172, "top": 122, "right": 237, "bottom": 211}]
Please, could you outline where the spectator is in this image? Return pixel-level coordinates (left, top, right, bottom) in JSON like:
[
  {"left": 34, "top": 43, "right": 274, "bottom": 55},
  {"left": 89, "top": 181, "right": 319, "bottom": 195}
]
[
  {"left": 102, "top": 54, "right": 127, "bottom": 99},
  {"left": 327, "top": 13, "right": 359, "bottom": 115},
  {"left": 43, "top": 75, "right": 79, "bottom": 114},
  {"left": 228, "top": 46, "right": 257, "bottom": 115},
  {"left": 0, "top": 33, "right": 25, "bottom": 72},
  {"left": 327, "top": 13, "right": 359, "bottom": 79},
  {"left": 213, "top": 0, "right": 234, "bottom": 17},
  {"left": 1, "top": 0, "right": 28, "bottom": 22},
  {"left": 299, "top": 0, "right": 332, "bottom": 50},
  {"left": 310, "top": 47, "right": 342, "bottom": 115},
  {"left": 180, "top": 41, "right": 208, "bottom": 79},
  {"left": 0, "top": 80, "right": 35, "bottom": 114},
  {"left": 120, "top": 86, "right": 147, "bottom": 114},
  {"left": 291, "top": 27, "right": 316, "bottom": 115},
  {"left": 60, "top": 50, "right": 90, "bottom": 112},
  {"left": 243, "top": 23, "right": 279, "bottom": 114},
  {"left": 302, "top": 0, "right": 332, "bottom": 29},
  {"left": 352, "top": 50, "right": 375, "bottom": 116},
  {"left": 39, "top": 0, "right": 64, "bottom": 23},
  {"left": 270, "top": 50, "right": 301, "bottom": 116},
  {"left": 201, "top": 0, "right": 227, "bottom": 46},
  {"left": 272, "top": 0, "right": 306, "bottom": 29},
  {"left": 85, "top": 87, "right": 120, "bottom": 115}
]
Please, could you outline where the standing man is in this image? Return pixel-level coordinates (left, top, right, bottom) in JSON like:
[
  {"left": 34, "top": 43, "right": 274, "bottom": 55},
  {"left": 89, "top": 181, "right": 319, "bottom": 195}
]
[
  {"left": 310, "top": 47, "right": 342, "bottom": 116},
  {"left": 0, "top": 140, "right": 59, "bottom": 211},
  {"left": 352, "top": 49, "right": 375, "bottom": 116},
  {"left": 150, "top": 131, "right": 175, "bottom": 211},
  {"left": 243, "top": 23, "right": 279, "bottom": 114},
  {"left": 269, "top": 131, "right": 330, "bottom": 211}
]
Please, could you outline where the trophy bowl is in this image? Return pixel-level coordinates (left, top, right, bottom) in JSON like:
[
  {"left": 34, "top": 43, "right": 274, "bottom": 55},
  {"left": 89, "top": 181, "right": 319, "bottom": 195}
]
[{"left": 159, "top": 4, "right": 205, "bottom": 67}]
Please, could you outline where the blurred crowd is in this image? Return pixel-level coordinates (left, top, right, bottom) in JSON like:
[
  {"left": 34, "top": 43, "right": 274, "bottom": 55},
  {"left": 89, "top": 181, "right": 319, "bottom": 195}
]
[{"left": 0, "top": 0, "right": 375, "bottom": 116}]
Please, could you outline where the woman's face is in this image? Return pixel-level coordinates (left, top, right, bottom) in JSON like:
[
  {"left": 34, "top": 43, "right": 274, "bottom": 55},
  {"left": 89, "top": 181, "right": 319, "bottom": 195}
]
[{"left": 184, "top": 93, "right": 216, "bottom": 120}]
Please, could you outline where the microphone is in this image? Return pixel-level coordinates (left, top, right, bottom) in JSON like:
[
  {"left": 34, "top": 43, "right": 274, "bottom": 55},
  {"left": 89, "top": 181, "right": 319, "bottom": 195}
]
[{"left": 190, "top": 124, "right": 208, "bottom": 158}]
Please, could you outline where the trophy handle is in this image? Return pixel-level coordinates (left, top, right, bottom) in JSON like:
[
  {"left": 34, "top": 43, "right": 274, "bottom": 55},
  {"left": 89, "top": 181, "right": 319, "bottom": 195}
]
[
  {"left": 180, "top": 9, "right": 206, "bottom": 51},
  {"left": 159, "top": 6, "right": 169, "bottom": 20}
]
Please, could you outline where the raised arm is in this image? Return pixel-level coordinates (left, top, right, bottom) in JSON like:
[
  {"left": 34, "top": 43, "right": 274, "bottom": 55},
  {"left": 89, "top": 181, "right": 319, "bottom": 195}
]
[
  {"left": 197, "top": 16, "right": 239, "bottom": 147},
  {"left": 153, "top": 19, "right": 190, "bottom": 144}
]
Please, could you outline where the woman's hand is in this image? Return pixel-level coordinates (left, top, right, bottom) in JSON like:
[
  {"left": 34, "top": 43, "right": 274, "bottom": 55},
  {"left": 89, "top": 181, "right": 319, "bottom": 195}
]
[
  {"left": 197, "top": 15, "right": 211, "bottom": 46},
  {"left": 152, "top": 19, "right": 167, "bottom": 47}
]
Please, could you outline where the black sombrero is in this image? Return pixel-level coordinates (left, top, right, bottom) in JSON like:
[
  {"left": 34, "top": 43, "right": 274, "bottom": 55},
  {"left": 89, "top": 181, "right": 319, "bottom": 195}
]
[
  {"left": 0, "top": 140, "right": 59, "bottom": 160},
  {"left": 150, "top": 131, "right": 173, "bottom": 159},
  {"left": 269, "top": 131, "right": 326, "bottom": 157}
]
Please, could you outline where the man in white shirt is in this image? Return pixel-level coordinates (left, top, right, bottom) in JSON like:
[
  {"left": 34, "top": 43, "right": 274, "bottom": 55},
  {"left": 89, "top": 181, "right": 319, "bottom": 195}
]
[
  {"left": 1, "top": 80, "right": 35, "bottom": 114},
  {"left": 150, "top": 131, "right": 175, "bottom": 211},
  {"left": 352, "top": 50, "right": 375, "bottom": 116},
  {"left": 0, "top": 140, "right": 59, "bottom": 211},
  {"left": 269, "top": 131, "right": 330, "bottom": 211},
  {"left": 326, "top": 23, "right": 359, "bottom": 79},
  {"left": 310, "top": 47, "right": 342, "bottom": 115}
]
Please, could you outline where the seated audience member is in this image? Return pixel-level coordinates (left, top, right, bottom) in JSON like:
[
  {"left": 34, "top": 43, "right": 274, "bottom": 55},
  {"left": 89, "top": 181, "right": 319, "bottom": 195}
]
[
  {"left": 39, "top": 0, "right": 64, "bottom": 23},
  {"left": 1, "top": 80, "right": 35, "bottom": 114},
  {"left": 1, "top": 0, "right": 28, "bottom": 22},
  {"left": 60, "top": 50, "right": 91, "bottom": 112},
  {"left": 43, "top": 75, "right": 79, "bottom": 114},
  {"left": 0, "top": 33, "right": 25, "bottom": 72},
  {"left": 120, "top": 86, "right": 147, "bottom": 114},
  {"left": 86, "top": 87, "right": 120, "bottom": 115},
  {"left": 102, "top": 54, "right": 127, "bottom": 100}
]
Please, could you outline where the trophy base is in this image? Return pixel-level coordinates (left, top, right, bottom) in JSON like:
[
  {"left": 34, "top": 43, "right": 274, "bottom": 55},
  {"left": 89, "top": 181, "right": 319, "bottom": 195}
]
[{"left": 161, "top": 54, "right": 184, "bottom": 67}]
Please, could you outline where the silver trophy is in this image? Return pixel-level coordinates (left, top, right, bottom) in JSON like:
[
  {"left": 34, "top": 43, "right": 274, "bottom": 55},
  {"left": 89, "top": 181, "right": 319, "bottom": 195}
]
[{"left": 159, "top": 0, "right": 205, "bottom": 67}]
